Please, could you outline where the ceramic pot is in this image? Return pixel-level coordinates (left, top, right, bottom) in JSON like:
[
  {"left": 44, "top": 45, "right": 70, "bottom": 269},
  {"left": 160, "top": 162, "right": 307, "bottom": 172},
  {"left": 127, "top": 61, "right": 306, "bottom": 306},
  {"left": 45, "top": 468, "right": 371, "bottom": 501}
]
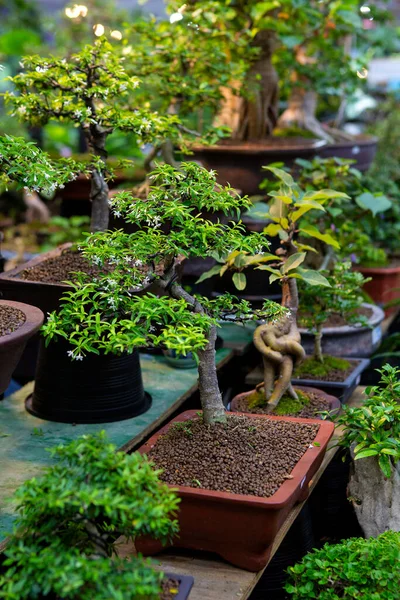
[
  {"left": 26, "top": 338, "right": 151, "bottom": 424},
  {"left": 0, "top": 300, "right": 44, "bottom": 395},
  {"left": 299, "top": 303, "right": 384, "bottom": 359},
  {"left": 318, "top": 134, "right": 378, "bottom": 172},
  {"left": 355, "top": 264, "right": 400, "bottom": 316},
  {"left": 136, "top": 410, "right": 334, "bottom": 571}
]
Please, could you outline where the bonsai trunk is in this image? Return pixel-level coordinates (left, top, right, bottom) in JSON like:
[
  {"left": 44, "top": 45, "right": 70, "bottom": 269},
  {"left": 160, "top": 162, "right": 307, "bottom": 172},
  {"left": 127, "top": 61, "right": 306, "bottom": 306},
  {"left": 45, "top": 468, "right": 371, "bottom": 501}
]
[
  {"left": 314, "top": 324, "right": 324, "bottom": 363},
  {"left": 277, "top": 87, "right": 334, "bottom": 143},
  {"left": 85, "top": 127, "right": 110, "bottom": 233},
  {"left": 214, "top": 30, "right": 279, "bottom": 141}
]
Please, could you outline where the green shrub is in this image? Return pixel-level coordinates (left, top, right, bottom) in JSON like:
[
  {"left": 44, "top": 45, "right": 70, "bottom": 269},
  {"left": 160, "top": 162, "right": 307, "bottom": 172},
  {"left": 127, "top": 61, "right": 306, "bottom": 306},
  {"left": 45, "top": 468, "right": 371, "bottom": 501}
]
[{"left": 285, "top": 531, "right": 400, "bottom": 599}]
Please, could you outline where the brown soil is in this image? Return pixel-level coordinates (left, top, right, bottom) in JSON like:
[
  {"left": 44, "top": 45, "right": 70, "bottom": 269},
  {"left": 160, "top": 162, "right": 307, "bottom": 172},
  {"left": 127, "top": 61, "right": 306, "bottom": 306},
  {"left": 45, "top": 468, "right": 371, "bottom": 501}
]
[
  {"left": 0, "top": 305, "right": 26, "bottom": 337},
  {"left": 295, "top": 359, "right": 360, "bottom": 382},
  {"left": 17, "top": 251, "right": 111, "bottom": 284},
  {"left": 299, "top": 306, "right": 372, "bottom": 329},
  {"left": 161, "top": 578, "right": 181, "bottom": 600},
  {"left": 147, "top": 414, "right": 319, "bottom": 498},
  {"left": 235, "top": 391, "right": 330, "bottom": 419}
]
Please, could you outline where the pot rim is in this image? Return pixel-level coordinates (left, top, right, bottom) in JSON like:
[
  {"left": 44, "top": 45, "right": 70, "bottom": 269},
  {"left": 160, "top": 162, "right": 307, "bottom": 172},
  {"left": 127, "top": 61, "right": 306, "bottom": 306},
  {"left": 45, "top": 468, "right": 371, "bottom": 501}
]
[
  {"left": 321, "top": 134, "right": 378, "bottom": 150},
  {"left": 356, "top": 264, "right": 400, "bottom": 275},
  {"left": 0, "top": 300, "right": 44, "bottom": 347},
  {"left": 292, "top": 358, "right": 370, "bottom": 389},
  {"left": 191, "top": 137, "right": 326, "bottom": 155},
  {"left": 298, "top": 302, "right": 384, "bottom": 336},
  {"left": 138, "top": 409, "right": 334, "bottom": 510}
]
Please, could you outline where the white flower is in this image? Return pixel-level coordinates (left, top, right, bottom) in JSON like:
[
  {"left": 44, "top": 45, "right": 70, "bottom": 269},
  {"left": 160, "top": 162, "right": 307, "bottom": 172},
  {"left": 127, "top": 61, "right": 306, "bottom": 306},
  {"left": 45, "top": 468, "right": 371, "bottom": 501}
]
[
  {"left": 133, "top": 259, "right": 143, "bottom": 267},
  {"left": 170, "top": 11, "right": 184, "bottom": 23},
  {"left": 74, "top": 109, "right": 83, "bottom": 119},
  {"left": 67, "top": 350, "right": 74, "bottom": 358},
  {"left": 113, "top": 210, "right": 121, "bottom": 218},
  {"left": 75, "top": 354, "right": 84, "bottom": 361},
  {"left": 36, "top": 65, "right": 48, "bottom": 73}
]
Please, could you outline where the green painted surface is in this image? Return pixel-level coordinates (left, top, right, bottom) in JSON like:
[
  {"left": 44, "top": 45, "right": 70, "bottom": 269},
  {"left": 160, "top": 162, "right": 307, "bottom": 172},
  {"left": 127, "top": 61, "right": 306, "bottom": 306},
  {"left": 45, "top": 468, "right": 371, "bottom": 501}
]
[{"left": 0, "top": 323, "right": 254, "bottom": 542}]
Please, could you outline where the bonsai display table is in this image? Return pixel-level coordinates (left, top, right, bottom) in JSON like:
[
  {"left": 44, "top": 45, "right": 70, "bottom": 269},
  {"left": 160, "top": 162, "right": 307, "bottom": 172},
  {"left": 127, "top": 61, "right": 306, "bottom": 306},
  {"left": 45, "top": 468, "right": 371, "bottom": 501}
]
[{"left": 0, "top": 322, "right": 255, "bottom": 547}]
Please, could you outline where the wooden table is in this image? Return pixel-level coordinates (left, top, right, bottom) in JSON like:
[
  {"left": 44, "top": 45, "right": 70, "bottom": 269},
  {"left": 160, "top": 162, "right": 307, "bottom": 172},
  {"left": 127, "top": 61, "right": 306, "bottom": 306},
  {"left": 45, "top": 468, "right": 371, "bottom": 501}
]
[{"left": 118, "top": 386, "right": 366, "bottom": 600}]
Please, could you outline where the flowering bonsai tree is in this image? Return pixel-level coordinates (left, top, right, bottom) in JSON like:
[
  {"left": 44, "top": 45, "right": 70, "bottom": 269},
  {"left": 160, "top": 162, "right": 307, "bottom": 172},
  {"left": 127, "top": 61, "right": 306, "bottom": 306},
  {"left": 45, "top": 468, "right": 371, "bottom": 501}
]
[
  {"left": 205, "top": 167, "right": 348, "bottom": 411},
  {"left": 43, "top": 162, "right": 286, "bottom": 424},
  {"left": 0, "top": 432, "right": 180, "bottom": 600},
  {"left": 296, "top": 261, "right": 368, "bottom": 377},
  {"left": 4, "top": 38, "right": 184, "bottom": 231}
]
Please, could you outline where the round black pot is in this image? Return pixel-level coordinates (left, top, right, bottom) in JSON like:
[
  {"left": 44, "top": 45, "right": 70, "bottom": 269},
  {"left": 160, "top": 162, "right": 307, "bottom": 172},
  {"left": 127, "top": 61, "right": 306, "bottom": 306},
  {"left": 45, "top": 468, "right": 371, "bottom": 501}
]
[{"left": 26, "top": 339, "right": 151, "bottom": 424}]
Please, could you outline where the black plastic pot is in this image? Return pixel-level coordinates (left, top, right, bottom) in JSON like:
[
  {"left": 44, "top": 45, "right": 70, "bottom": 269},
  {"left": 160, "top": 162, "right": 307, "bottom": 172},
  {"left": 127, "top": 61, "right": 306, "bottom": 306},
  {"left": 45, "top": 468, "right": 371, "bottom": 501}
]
[
  {"left": 26, "top": 339, "right": 151, "bottom": 424},
  {"left": 292, "top": 358, "right": 369, "bottom": 404},
  {"left": 164, "top": 573, "right": 194, "bottom": 600}
]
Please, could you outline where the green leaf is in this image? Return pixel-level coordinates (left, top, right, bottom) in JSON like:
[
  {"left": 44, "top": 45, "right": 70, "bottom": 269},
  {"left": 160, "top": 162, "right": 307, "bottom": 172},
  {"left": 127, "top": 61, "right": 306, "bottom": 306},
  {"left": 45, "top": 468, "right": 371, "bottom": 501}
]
[
  {"left": 232, "top": 272, "right": 247, "bottom": 291},
  {"left": 299, "top": 225, "right": 340, "bottom": 249},
  {"left": 355, "top": 449, "right": 379, "bottom": 459},
  {"left": 196, "top": 265, "right": 222, "bottom": 284},
  {"left": 292, "top": 267, "right": 331, "bottom": 287},
  {"left": 355, "top": 192, "right": 392, "bottom": 217},
  {"left": 302, "top": 189, "right": 350, "bottom": 201},
  {"left": 263, "top": 223, "right": 283, "bottom": 236},
  {"left": 378, "top": 454, "right": 393, "bottom": 479},
  {"left": 282, "top": 252, "right": 306, "bottom": 273},
  {"left": 264, "top": 166, "right": 294, "bottom": 187}
]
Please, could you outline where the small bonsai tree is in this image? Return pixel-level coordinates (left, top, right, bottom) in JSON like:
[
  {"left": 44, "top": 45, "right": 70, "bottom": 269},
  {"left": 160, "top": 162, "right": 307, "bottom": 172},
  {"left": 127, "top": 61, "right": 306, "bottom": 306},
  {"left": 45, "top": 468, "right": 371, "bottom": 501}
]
[
  {"left": 43, "top": 162, "right": 287, "bottom": 424},
  {"left": 0, "top": 432, "right": 180, "bottom": 600},
  {"left": 297, "top": 261, "right": 368, "bottom": 370},
  {"left": 4, "top": 38, "right": 183, "bottom": 231},
  {"left": 205, "top": 166, "right": 348, "bottom": 411},
  {"left": 335, "top": 364, "right": 400, "bottom": 536},
  {"left": 285, "top": 530, "right": 400, "bottom": 600}
]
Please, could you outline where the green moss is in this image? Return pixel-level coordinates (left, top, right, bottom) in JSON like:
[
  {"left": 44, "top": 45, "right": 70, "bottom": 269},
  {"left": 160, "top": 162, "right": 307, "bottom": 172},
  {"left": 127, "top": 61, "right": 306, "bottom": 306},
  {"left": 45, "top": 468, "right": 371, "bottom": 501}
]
[
  {"left": 295, "top": 355, "right": 351, "bottom": 379},
  {"left": 247, "top": 388, "right": 310, "bottom": 415}
]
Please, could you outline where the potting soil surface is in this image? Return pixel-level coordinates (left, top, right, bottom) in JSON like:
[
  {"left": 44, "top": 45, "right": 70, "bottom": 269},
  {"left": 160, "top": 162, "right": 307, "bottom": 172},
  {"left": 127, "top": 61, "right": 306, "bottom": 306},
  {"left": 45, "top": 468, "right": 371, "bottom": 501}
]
[
  {"left": 0, "top": 322, "right": 255, "bottom": 543},
  {"left": 0, "top": 306, "right": 26, "bottom": 336},
  {"left": 18, "top": 251, "right": 110, "bottom": 283},
  {"left": 234, "top": 390, "right": 330, "bottom": 419},
  {"left": 147, "top": 415, "right": 319, "bottom": 497}
]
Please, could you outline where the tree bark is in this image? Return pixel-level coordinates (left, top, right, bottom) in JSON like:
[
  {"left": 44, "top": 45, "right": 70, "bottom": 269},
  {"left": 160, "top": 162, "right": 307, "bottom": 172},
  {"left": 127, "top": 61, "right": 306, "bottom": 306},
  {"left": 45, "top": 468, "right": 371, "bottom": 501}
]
[
  {"left": 348, "top": 452, "right": 400, "bottom": 537},
  {"left": 214, "top": 31, "right": 279, "bottom": 141},
  {"left": 84, "top": 125, "right": 110, "bottom": 233},
  {"left": 314, "top": 325, "right": 324, "bottom": 363}
]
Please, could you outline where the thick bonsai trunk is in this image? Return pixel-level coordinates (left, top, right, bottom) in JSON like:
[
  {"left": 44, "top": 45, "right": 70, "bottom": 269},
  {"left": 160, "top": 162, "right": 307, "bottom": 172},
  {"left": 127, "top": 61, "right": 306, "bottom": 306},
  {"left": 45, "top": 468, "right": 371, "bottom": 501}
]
[
  {"left": 85, "top": 129, "right": 110, "bottom": 233},
  {"left": 348, "top": 452, "right": 400, "bottom": 537},
  {"left": 277, "top": 87, "right": 334, "bottom": 143},
  {"left": 214, "top": 31, "right": 279, "bottom": 141},
  {"left": 197, "top": 325, "right": 226, "bottom": 425},
  {"left": 314, "top": 325, "right": 324, "bottom": 363}
]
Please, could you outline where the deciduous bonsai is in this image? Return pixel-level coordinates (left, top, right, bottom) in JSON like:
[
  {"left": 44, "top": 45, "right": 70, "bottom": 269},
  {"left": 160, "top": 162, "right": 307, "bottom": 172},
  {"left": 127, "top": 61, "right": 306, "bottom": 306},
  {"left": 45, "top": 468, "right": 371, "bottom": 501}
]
[
  {"left": 43, "top": 162, "right": 286, "bottom": 424},
  {"left": 0, "top": 432, "right": 180, "bottom": 600},
  {"left": 4, "top": 38, "right": 184, "bottom": 231}
]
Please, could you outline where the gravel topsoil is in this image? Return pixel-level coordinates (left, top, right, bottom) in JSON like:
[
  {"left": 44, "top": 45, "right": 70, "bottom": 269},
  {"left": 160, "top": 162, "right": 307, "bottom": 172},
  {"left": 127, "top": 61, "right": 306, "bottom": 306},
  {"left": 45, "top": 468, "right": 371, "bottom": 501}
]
[
  {"left": 147, "top": 414, "right": 319, "bottom": 498},
  {"left": 161, "top": 578, "right": 181, "bottom": 600},
  {"left": 235, "top": 390, "right": 331, "bottom": 419},
  {"left": 17, "top": 251, "right": 110, "bottom": 284},
  {"left": 0, "top": 305, "right": 26, "bottom": 337}
]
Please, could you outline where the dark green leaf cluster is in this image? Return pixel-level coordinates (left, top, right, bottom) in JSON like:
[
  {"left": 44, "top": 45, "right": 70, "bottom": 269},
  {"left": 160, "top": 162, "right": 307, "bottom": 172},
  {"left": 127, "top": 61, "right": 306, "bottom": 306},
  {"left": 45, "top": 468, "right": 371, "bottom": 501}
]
[
  {"left": 298, "top": 261, "right": 368, "bottom": 332},
  {"left": 285, "top": 530, "right": 400, "bottom": 599},
  {"left": 336, "top": 365, "right": 400, "bottom": 478},
  {"left": 0, "top": 135, "right": 86, "bottom": 195},
  {"left": 0, "top": 432, "right": 179, "bottom": 600}
]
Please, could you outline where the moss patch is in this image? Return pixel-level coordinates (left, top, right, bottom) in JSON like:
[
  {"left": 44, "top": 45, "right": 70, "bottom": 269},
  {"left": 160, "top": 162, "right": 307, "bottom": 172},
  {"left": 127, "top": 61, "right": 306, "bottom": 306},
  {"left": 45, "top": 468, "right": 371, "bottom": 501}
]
[
  {"left": 295, "top": 355, "right": 351, "bottom": 379},
  {"left": 247, "top": 388, "right": 310, "bottom": 415}
]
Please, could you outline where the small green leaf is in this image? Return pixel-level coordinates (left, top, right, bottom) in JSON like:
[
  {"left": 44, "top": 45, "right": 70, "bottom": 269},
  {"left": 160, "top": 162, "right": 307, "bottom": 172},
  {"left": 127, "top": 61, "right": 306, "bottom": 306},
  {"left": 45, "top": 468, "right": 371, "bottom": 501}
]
[
  {"left": 283, "top": 252, "right": 306, "bottom": 273},
  {"left": 292, "top": 267, "right": 331, "bottom": 287},
  {"left": 264, "top": 166, "right": 294, "bottom": 187},
  {"left": 232, "top": 272, "right": 247, "bottom": 291},
  {"left": 300, "top": 225, "right": 340, "bottom": 249}
]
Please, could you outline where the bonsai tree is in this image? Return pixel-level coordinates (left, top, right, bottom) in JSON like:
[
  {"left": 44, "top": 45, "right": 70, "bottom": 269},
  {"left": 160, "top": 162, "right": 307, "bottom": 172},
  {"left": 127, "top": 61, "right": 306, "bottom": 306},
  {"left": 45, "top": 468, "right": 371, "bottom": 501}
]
[
  {"left": 336, "top": 364, "right": 400, "bottom": 536},
  {"left": 43, "top": 162, "right": 287, "bottom": 423},
  {"left": 4, "top": 38, "right": 184, "bottom": 231},
  {"left": 203, "top": 166, "right": 348, "bottom": 411},
  {"left": 0, "top": 432, "right": 180, "bottom": 600},
  {"left": 285, "top": 530, "right": 400, "bottom": 600},
  {"left": 297, "top": 261, "right": 368, "bottom": 371}
]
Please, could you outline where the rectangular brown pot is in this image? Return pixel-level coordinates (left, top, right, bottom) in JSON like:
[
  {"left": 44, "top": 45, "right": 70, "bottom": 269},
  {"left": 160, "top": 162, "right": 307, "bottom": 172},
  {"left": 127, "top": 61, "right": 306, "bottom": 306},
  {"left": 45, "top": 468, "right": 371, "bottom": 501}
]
[
  {"left": 356, "top": 264, "right": 400, "bottom": 316},
  {"left": 137, "top": 410, "right": 334, "bottom": 572}
]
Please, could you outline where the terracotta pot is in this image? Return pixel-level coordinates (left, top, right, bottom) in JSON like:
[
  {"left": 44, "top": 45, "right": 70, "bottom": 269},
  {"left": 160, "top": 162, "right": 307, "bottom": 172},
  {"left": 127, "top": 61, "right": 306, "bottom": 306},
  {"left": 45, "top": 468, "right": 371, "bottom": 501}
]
[
  {"left": 318, "top": 134, "right": 378, "bottom": 172},
  {"left": 0, "top": 300, "right": 44, "bottom": 395},
  {"left": 292, "top": 360, "right": 370, "bottom": 404},
  {"left": 191, "top": 138, "right": 326, "bottom": 196},
  {"left": 26, "top": 338, "right": 151, "bottom": 424},
  {"left": 136, "top": 410, "right": 334, "bottom": 571},
  {"left": 299, "top": 303, "right": 384, "bottom": 359},
  {"left": 230, "top": 386, "right": 341, "bottom": 415},
  {"left": 355, "top": 264, "right": 400, "bottom": 316}
]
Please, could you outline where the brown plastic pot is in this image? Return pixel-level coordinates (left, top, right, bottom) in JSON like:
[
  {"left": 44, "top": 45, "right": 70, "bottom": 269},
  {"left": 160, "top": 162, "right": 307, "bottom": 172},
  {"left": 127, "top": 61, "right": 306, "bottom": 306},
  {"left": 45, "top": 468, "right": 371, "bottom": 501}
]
[
  {"left": 136, "top": 409, "right": 334, "bottom": 572},
  {"left": 0, "top": 300, "right": 44, "bottom": 395},
  {"left": 191, "top": 137, "right": 326, "bottom": 195},
  {"left": 355, "top": 264, "right": 400, "bottom": 316},
  {"left": 318, "top": 134, "right": 378, "bottom": 172},
  {"left": 230, "top": 386, "right": 341, "bottom": 415}
]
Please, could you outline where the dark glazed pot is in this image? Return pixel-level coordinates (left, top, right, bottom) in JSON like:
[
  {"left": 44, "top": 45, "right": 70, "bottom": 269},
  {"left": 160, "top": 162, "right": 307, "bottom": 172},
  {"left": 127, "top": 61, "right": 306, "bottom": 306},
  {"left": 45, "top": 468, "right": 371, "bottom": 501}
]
[
  {"left": 318, "top": 135, "right": 378, "bottom": 172},
  {"left": 26, "top": 339, "right": 151, "bottom": 423},
  {"left": 299, "top": 303, "right": 384, "bottom": 359},
  {"left": 136, "top": 410, "right": 334, "bottom": 572},
  {"left": 0, "top": 300, "right": 44, "bottom": 395},
  {"left": 191, "top": 138, "right": 326, "bottom": 195}
]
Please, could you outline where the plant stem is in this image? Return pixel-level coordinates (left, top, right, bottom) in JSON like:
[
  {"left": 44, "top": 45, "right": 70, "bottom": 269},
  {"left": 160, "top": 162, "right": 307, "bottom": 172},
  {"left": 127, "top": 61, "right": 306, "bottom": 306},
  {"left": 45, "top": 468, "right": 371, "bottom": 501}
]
[{"left": 314, "top": 324, "right": 324, "bottom": 363}]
